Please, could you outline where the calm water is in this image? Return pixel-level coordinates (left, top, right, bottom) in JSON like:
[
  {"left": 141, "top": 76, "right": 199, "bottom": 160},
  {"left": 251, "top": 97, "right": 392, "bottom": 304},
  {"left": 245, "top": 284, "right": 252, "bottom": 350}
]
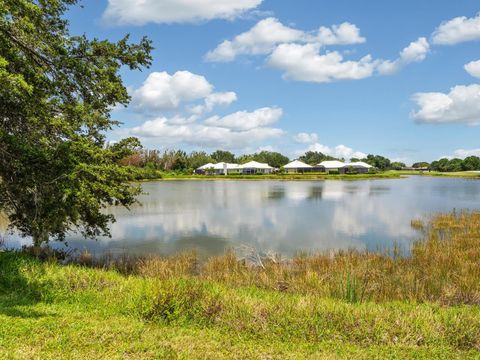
[{"left": 3, "top": 176, "right": 480, "bottom": 257}]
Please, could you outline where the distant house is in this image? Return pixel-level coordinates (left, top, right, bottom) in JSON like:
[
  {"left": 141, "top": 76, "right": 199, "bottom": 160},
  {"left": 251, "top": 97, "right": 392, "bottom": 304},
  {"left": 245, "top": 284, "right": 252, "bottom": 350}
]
[
  {"left": 317, "top": 160, "right": 347, "bottom": 174},
  {"left": 196, "top": 162, "right": 241, "bottom": 175},
  {"left": 344, "top": 161, "right": 373, "bottom": 174},
  {"left": 239, "top": 161, "right": 274, "bottom": 174},
  {"left": 403, "top": 166, "right": 429, "bottom": 171},
  {"left": 212, "top": 162, "right": 241, "bottom": 175},
  {"left": 283, "top": 160, "right": 313, "bottom": 173},
  {"left": 195, "top": 163, "right": 215, "bottom": 174}
]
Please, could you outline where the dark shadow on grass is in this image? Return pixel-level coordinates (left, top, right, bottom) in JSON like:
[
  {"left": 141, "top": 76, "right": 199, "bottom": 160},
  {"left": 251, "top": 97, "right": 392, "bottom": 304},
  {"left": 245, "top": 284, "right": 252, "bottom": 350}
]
[
  {"left": 0, "top": 251, "right": 50, "bottom": 319},
  {"left": 0, "top": 302, "right": 50, "bottom": 319}
]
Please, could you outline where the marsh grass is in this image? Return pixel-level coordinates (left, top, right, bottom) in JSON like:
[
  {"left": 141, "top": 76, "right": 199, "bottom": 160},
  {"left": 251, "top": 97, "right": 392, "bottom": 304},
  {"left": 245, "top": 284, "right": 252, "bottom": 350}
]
[
  {"left": 41, "top": 210, "right": 480, "bottom": 306},
  {"left": 2, "top": 211, "right": 480, "bottom": 357}
]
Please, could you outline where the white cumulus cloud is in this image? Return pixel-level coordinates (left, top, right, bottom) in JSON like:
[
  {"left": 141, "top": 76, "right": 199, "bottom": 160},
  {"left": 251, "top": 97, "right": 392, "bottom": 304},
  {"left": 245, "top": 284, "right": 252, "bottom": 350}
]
[
  {"left": 204, "top": 107, "right": 282, "bottom": 130},
  {"left": 432, "top": 13, "right": 480, "bottom": 45},
  {"left": 378, "top": 37, "right": 430, "bottom": 75},
  {"left": 267, "top": 43, "right": 376, "bottom": 83},
  {"left": 132, "top": 71, "right": 236, "bottom": 114},
  {"left": 453, "top": 148, "right": 480, "bottom": 158},
  {"left": 314, "top": 22, "right": 365, "bottom": 45},
  {"left": 293, "top": 132, "right": 318, "bottom": 144},
  {"left": 412, "top": 84, "right": 480, "bottom": 125},
  {"left": 130, "top": 116, "right": 284, "bottom": 149},
  {"left": 465, "top": 60, "right": 480, "bottom": 79},
  {"left": 333, "top": 144, "right": 367, "bottom": 159},
  {"left": 206, "top": 18, "right": 365, "bottom": 62},
  {"left": 103, "top": 0, "right": 263, "bottom": 25},
  {"left": 205, "top": 17, "right": 304, "bottom": 62},
  {"left": 301, "top": 143, "right": 367, "bottom": 160},
  {"left": 190, "top": 92, "right": 238, "bottom": 114}
]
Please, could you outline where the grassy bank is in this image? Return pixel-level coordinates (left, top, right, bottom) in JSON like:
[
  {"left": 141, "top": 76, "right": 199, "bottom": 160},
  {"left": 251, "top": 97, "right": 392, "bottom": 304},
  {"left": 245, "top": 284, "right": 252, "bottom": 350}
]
[
  {"left": 131, "top": 168, "right": 480, "bottom": 182},
  {"left": 388, "top": 170, "right": 480, "bottom": 178},
  {"left": 143, "top": 171, "right": 403, "bottom": 181},
  {"left": 1, "top": 211, "right": 480, "bottom": 358}
]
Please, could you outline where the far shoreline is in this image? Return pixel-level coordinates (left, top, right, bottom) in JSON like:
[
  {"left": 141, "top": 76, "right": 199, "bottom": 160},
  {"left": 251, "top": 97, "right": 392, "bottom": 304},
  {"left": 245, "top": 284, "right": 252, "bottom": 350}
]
[{"left": 135, "top": 170, "right": 480, "bottom": 182}]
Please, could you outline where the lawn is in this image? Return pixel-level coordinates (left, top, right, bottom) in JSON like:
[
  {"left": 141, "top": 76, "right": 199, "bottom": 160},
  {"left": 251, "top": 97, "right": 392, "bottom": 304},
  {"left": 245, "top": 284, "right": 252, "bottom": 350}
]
[
  {"left": 1, "top": 211, "right": 480, "bottom": 358},
  {"left": 1, "top": 253, "right": 479, "bottom": 359}
]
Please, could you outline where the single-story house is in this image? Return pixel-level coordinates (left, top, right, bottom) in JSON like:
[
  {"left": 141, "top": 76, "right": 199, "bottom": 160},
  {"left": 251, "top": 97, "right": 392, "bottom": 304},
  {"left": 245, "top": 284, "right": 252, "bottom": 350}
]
[
  {"left": 344, "top": 161, "right": 373, "bottom": 174},
  {"left": 317, "top": 160, "right": 347, "bottom": 174},
  {"left": 283, "top": 160, "right": 313, "bottom": 173},
  {"left": 196, "top": 162, "right": 241, "bottom": 175},
  {"left": 212, "top": 162, "right": 241, "bottom": 175},
  {"left": 239, "top": 161, "right": 274, "bottom": 174},
  {"left": 194, "top": 162, "right": 215, "bottom": 174}
]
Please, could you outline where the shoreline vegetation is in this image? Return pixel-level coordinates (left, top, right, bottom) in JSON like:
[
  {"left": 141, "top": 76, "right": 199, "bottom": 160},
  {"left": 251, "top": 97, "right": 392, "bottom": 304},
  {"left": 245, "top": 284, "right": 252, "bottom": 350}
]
[
  {"left": 130, "top": 167, "right": 480, "bottom": 181},
  {"left": 1, "top": 211, "right": 480, "bottom": 358}
]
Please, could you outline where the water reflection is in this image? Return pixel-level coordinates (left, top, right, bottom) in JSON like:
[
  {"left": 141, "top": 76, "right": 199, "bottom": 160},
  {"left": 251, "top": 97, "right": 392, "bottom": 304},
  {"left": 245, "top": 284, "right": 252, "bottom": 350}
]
[{"left": 2, "top": 177, "right": 480, "bottom": 257}]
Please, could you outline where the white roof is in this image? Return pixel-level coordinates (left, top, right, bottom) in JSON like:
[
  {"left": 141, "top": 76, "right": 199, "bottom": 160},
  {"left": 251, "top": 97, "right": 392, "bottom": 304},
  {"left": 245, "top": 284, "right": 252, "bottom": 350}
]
[
  {"left": 284, "top": 160, "right": 312, "bottom": 169},
  {"left": 239, "top": 161, "right": 273, "bottom": 169},
  {"left": 197, "top": 163, "right": 215, "bottom": 170},
  {"left": 212, "top": 162, "right": 240, "bottom": 170},
  {"left": 345, "top": 161, "right": 373, "bottom": 168},
  {"left": 318, "top": 160, "right": 346, "bottom": 168}
]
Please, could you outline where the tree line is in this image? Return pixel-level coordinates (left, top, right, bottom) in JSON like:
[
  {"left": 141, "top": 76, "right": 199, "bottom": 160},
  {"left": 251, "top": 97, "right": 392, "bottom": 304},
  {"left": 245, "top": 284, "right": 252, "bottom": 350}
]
[
  {"left": 118, "top": 148, "right": 411, "bottom": 172},
  {"left": 428, "top": 157, "right": 480, "bottom": 172},
  {"left": 119, "top": 147, "right": 480, "bottom": 173}
]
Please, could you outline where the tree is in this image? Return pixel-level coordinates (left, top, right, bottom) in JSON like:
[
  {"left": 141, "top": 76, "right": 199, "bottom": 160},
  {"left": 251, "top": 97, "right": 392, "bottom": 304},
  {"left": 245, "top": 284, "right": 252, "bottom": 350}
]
[
  {"left": 211, "top": 150, "right": 235, "bottom": 163},
  {"left": 430, "top": 158, "right": 453, "bottom": 172},
  {"left": 237, "top": 151, "right": 289, "bottom": 168},
  {"left": 461, "top": 156, "right": 480, "bottom": 171},
  {"left": 236, "top": 154, "right": 255, "bottom": 164},
  {"left": 299, "top": 151, "right": 336, "bottom": 165},
  {"left": 390, "top": 162, "right": 406, "bottom": 170},
  {"left": 412, "top": 162, "right": 430, "bottom": 169},
  {"left": 187, "top": 151, "right": 214, "bottom": 170},
  {"left": 0, "top": 1, "right": 152, "bottom": 245},
  {"left": 363, "top": 155, "right": 391, "bottom": 171},
  {"left": 253, "top": 151, "right": 290, "bottom": 168}
]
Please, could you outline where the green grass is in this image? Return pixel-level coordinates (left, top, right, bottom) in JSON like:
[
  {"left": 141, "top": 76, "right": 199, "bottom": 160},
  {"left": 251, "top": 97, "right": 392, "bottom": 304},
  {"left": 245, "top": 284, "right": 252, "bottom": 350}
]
[
  {"left": 0, "top": 212, "right": 480, "bottom": 359},
  {"left": 152, "top": 172, "right": 403, "bottom": 181},
  {"left": 138, "top": 170, "right": 480, "bottom": 182},
  {"left": 2, "top": 211, "right": 480, "bottom": 358},
  {"left": 0, "top": 252, "right": 479, "bottom": 359},
  {"left": 387, "top": 170, "right": 480, "bottom": 178},
  {"left": 128, "top": 166, "right": 480, "bottom": 182}
]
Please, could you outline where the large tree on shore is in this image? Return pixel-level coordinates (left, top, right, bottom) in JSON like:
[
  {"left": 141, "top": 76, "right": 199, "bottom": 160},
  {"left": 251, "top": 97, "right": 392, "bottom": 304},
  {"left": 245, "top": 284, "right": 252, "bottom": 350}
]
[{"left": 0, "top": 0, "right": 152, "bottom": 245}]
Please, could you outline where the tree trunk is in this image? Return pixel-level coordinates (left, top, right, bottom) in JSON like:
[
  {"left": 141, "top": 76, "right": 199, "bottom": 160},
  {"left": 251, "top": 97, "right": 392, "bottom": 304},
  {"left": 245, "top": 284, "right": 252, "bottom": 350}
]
[{"left": 32, "top": 229, "right": 48, "bottom": 247}]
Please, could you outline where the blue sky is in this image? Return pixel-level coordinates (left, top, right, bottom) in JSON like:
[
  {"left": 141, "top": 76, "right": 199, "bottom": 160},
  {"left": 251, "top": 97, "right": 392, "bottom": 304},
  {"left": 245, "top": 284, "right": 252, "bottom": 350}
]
[{"left": 66, "top": 0, "right": 480, "bottom": 164}]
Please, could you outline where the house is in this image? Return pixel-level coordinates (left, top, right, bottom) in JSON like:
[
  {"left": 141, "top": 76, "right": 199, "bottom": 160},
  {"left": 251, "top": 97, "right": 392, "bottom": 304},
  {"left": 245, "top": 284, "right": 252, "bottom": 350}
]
[
  {"left": 344, "top": 161, "right": 373, "bottom": 174},
  {"left": 212, "top": 162, "right": 241, "bottom": 175},
  {"left": 194, "top": 163, "right": 215, "bottom": 174},
  {"left": 283, "top": 160, "right": 313, "bottom": 173},
  {"left": 317, "top": 160, "right": 347, "bottom": 174},
  {"left": 239, "top": 161, "right": 274, "bottom": 174}
]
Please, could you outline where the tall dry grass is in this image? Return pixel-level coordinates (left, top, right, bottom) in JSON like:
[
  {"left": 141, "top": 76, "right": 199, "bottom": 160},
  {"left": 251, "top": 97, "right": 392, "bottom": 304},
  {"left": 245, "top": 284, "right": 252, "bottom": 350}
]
[{"left": 27, "top": 210, "right": 480, "bottom": 305}]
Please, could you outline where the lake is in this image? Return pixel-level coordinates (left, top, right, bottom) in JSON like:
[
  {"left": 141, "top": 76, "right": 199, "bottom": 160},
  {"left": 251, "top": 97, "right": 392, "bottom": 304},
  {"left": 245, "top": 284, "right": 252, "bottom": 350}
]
[{"left": 2, "top": 176, "right": 480, "bottom": 257}]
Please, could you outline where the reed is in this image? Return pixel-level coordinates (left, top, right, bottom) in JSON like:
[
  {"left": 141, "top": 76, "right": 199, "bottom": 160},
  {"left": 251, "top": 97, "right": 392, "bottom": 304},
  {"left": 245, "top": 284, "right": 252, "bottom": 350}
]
[
  {"left": 2, "top": 211, "right": 480, "bottom": 357},
  {"left": 78, "top": 210, "right": 480, "bottom": 305}
]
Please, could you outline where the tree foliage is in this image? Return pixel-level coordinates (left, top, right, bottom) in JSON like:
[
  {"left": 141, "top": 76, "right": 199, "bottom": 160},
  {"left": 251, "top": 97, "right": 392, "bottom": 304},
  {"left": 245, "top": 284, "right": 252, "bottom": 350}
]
[
  {"left": 360, "top": 155, "right": 391, "bottom": 171},
  {"left": 429, "top": 157, "right": 480, "bottom": 172},
  {"left": 237, "top": 151, "right": 290, "bottom": 168},
  {"left": 210, "top": 150, "right": 235, "bottom": 163},
  {"left": 390, "top": 162, "right": 406, "bottom": 170},
  {"left": 299, "top": 151, "right": 336, "bottom": 165},
  {"left": 0, "top": 0, "right": 152, "bottom": 245},
  {"left": 412, "top": 162, "right": 430, "bottom": 169}
]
